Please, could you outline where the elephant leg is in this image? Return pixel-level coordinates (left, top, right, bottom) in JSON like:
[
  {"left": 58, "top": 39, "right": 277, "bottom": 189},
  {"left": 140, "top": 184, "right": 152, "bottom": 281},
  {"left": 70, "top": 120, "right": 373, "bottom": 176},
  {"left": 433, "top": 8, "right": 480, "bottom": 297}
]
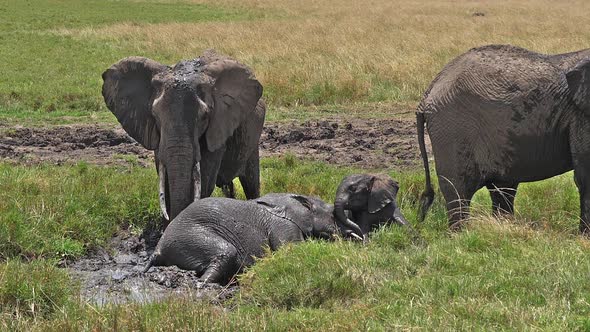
[
  {"left": 573, "top": 162, "right": 590, "bottom": 234},
  {"left": 221, "top": 182, "right": 235, "bottom": 198},
  {"left": 199, "top": 246, "right": 240, "bottom": 285},
  {"left": 570, "top": 125, "right": 590, "bottom": 234},
  {"left": 438, "top": 173, "right": 480, "bottom": 230},
  {"left": 486, "top": 182, "right": 519, "bottom": 216},
  {"left": 199, "top": 143, "right": 225, "bottom": 198},
  {"left": 240, "top": 151, "right": 261, "bottom": 199}
]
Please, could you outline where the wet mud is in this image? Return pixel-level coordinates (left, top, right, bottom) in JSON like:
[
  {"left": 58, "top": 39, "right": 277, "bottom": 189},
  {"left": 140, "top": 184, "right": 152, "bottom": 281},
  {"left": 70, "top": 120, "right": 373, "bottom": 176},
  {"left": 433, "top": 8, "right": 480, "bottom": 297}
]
[
  {"left": 1, "top": 117, "right": 428, "bottom": 169},
  {"left": 65, "top": 224, "right": 237, "bottom": 306},
  {"left": 0, "top": 126, "right": 153, "bottom": 167}
]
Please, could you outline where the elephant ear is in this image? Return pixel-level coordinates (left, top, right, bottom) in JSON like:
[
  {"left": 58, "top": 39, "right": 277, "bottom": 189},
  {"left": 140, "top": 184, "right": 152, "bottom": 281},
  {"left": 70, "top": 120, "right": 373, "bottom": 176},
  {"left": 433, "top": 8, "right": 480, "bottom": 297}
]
[
  {"left": 203, "top": 59, "right": 263, "bottom": 152},
  {"left": 367, "top": 175, "right": 399, "bottom": 214},
  {"left": 102, "top": 57, "right": 167, "bottom": 150},
  {"left": 566, "top": 57, "right": 590, "bottom": 112}
]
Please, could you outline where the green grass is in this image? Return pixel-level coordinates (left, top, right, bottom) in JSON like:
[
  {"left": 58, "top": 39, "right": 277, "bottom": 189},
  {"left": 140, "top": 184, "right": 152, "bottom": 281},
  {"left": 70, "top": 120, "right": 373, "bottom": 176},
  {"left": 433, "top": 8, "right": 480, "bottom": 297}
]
[
  {"left": 1, "top": 158, "right": 589, "bottom": 329},
  {"left": 0, "top": 0, "right": 258, "bottom": 122}
]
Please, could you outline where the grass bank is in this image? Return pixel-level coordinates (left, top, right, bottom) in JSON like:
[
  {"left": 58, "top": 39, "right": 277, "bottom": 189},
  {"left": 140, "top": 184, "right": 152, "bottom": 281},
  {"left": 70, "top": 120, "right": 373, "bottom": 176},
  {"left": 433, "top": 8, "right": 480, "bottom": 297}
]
[{"left": 1, "top": 158, "right": 589, "bottom": 330}]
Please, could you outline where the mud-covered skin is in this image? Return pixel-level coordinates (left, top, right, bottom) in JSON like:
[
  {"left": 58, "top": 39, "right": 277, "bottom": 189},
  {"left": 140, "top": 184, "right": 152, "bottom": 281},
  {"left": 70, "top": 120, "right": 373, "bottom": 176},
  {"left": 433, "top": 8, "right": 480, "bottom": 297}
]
[
  {"left": 145, "top": 193, "right": 340, "bottom": 285},
  {"left": 102, "top": 50, "right": 265, "bottom": 222},
  {"left": 417, "top": 44, "right": 590, "bottom": 233},
  {"left": 333, "top": 174, "right": 409, "bottom": 239}
]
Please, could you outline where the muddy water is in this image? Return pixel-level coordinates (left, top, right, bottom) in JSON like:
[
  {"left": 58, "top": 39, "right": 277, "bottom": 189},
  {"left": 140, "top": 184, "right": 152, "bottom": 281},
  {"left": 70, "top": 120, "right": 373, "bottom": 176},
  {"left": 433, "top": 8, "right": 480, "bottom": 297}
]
[{"left": 65, "top": 225, "right": 237, "bottom": 306}]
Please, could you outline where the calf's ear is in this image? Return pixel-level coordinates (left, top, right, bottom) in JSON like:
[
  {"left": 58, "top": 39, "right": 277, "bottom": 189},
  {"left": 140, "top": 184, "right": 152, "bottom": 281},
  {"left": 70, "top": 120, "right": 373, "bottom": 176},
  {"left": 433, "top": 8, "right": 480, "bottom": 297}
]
[
  {"left": 367, "top": 175, "right": 399, "bottom": 214},
  {"left": 566, "top": 57, "right": 590, "bottom": 112}
]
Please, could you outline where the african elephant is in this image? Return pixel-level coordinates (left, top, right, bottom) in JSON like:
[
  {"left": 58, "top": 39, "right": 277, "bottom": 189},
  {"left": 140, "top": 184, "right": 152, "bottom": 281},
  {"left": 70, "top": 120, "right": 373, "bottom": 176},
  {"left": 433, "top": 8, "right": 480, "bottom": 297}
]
[
  {"left": 417, "top": 44, "right": 590, "bottom": 233},
  {"left": 102, "top": 50, "right": 265, "bottom": 223},
  {"left": 334, "top": 173, "right": 409, "bottom": 239},
  {"left": 143, "top": 193, "right": 341, "bottom": 284}
]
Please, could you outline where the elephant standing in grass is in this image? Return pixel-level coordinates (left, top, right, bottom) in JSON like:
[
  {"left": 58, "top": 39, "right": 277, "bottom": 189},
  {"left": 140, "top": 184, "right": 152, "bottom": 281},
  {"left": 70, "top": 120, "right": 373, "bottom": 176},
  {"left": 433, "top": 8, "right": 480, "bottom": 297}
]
[
  {"left": 143, "top": 193, "right": 342, "bottom": 285},
  {"left": 334, "top": 173, "right": 410, "bottom": 240},
  {"left": 417, "top": 44, "right": 590, "bottom": 233},
  {"left": 102, "top": 50, "right": 265, "bottom": 223}
]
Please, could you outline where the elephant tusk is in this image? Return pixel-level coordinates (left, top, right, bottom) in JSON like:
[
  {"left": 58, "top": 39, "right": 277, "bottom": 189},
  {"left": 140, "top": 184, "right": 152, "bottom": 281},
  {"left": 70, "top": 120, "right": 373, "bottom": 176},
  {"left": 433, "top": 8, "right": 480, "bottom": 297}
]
[
  {"left": 158, "top": 163, "right": 169, "bottom": 221},
  {"left": 349, "top": 232, "right": 364, "bottom": 241},
  {"left": 193, "top": 162, "right": 201, "bottom": 202}
]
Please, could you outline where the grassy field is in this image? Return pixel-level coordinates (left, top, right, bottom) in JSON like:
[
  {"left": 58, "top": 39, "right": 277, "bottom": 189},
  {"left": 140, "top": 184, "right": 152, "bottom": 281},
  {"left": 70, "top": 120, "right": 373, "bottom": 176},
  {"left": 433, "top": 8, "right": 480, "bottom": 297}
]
[
  {"left": 1, "top": 158, "right": 589, "bottom": 330},
  {"left": 3, "top": 0, "right": 590, "bottom": 330},
  {"left": 3, "top": 0, "right": 590, "bottom": 123}
]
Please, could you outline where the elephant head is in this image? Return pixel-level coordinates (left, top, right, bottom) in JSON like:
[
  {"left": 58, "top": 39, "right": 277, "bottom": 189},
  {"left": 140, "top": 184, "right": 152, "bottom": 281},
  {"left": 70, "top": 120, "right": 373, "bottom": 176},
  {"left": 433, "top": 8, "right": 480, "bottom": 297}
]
[
  {"left": 102, "top": 51, "right": 263, "bottom": 221},
  {"left": 255, "top": 193, "right": 340, "bottom": 240},
  {"left": 334, "top": 173, "right": 409, "bottom": 239}
]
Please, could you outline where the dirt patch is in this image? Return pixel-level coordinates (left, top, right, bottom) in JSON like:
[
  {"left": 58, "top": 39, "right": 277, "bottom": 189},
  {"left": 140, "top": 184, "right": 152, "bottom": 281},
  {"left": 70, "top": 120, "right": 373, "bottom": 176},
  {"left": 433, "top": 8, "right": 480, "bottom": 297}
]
[
  {"left": 0, "top": 126, "right": 152, "bottom": 167},
  {"left": 65, "top": 224, "right": 237, "bottom": 306},
  {"left": 1, "top": 117, "right": 429, "bottom": 169},
  {"left": 261, "top": 118, "right": 427, "bottom": 169}
]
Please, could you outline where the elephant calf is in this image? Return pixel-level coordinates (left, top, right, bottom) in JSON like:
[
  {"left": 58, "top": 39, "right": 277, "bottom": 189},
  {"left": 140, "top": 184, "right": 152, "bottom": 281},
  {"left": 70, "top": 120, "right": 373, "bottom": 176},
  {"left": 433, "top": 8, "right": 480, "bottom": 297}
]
[
  {"left": 143, "top": 193, "right": 341, "bottom": 284},
  {"left": 334, "top": 173, "right": 410, "bottom": 239}
]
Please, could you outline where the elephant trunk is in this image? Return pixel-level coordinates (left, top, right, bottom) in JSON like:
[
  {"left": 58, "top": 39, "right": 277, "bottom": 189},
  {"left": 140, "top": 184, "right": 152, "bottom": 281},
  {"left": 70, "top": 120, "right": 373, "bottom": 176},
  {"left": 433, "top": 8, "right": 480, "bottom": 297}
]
[
  {"left": 393, "top": 207, "right": 410, "bottom": 226},
  {"left": 333, "top": 197, "right": 364, "bottom": 241},
  {"left": 165, "top": 149, "right": 196, "bottom": 221}
]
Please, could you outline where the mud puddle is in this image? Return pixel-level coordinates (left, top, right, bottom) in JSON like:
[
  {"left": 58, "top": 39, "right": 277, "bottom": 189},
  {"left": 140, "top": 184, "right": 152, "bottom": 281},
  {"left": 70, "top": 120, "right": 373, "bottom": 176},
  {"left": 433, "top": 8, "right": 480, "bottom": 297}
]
[
  {"left": 1, "top": 117, "right": 429, "bottom": 169},
  {"left": 65, "top": 224, "right": 237, "bottom": 306}
]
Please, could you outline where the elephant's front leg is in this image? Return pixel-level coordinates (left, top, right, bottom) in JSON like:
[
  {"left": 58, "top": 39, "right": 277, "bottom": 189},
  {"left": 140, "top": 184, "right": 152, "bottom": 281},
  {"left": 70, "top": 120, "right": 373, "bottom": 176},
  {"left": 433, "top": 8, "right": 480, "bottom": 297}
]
[
  {"left": 574, "top": 169, "right": 590, "bottom": 234},
  {"left": 199, "top": 142, "right": 226, "bottom": 198},
  {"left": 571, "top": 124, "right": 590, "bottom": 234},
  {"left": 573, "top": 161, "right": 590, "bottom": 234}
]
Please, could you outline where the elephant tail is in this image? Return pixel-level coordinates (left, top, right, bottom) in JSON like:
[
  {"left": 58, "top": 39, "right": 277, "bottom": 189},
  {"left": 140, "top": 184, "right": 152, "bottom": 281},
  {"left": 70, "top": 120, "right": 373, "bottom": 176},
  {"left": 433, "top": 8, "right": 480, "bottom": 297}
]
[
  {"left": 416, "top": 110, "right": 434, "bottom": 222},
  {"left": 142, "top": 251, "right": 161, "bottom": 273}
]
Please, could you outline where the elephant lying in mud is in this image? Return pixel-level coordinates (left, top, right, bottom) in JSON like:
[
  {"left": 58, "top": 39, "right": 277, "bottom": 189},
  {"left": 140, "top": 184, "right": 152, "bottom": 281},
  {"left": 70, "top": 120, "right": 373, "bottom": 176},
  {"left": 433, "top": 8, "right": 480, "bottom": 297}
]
[
  {"left": 334, "top": 173, "right": 410, "bottom": 240},
  {"left": 102, "top": 50, "right": 265, "bottom": 223},
  {"left": 143, "top": 193, "right": 342, "bottom": 284},
  {"left": 417, "top": 44, "right": 590, "bottom": 233}
]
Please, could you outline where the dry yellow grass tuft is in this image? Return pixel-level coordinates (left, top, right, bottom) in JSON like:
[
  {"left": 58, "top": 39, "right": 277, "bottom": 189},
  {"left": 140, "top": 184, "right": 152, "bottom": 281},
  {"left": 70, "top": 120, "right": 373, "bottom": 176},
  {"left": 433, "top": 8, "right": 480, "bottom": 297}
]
[{"left": 54, "top": 0, "right": 590, "bottom": 107}]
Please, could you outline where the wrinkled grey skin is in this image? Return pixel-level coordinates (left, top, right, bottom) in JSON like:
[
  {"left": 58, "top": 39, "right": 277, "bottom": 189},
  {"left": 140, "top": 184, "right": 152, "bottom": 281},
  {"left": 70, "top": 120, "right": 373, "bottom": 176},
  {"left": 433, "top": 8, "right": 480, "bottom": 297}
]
[
  {"left": 334, "top": 174, "right": 410, "bottom": 239},
  {"left": 417, "top": 44, "right": 590, "bottom": 233},
  {"left": 102, "top": 50, "right": 265, "bottom": 223},
  {"left": 143, "top": 193, "right": 340, "bottom": 285}
]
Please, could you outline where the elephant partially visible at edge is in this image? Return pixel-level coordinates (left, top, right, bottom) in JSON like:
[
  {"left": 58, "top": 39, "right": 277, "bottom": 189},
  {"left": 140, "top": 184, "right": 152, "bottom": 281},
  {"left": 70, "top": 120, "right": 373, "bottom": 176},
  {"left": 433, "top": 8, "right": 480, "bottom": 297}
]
[
  {"left": 102, "top": 50, "right": 265, "bottom": 224},
  {"left": 417, "top": 44, "right": 590, "bottom": 233}
]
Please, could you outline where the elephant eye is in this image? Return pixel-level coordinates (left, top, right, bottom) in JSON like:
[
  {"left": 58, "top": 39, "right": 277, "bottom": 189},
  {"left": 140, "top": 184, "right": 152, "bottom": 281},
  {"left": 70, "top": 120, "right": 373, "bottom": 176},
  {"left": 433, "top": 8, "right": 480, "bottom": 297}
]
[{"left": 349, "top": 184, "right": 358, "bottom": 192}]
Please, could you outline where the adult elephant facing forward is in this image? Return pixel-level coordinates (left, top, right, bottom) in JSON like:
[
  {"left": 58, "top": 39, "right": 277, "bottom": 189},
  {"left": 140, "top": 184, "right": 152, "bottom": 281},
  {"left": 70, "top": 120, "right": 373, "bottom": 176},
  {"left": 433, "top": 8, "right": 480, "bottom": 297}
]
[
  {"left": 417, "top": 44, "right": 590, "bottom": 233},
  {"left": 102, "top": 50, "right": 265, "bottom": 222}
]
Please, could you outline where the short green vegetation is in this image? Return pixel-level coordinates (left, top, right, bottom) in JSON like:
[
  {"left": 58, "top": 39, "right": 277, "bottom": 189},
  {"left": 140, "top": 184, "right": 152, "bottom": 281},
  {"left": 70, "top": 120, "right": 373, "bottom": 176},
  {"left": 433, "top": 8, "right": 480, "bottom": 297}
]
[
  {"left": 0, "top": 0, "right": 258, "bottom": 123},
  {"left": 1, "top": 158, "right": 589, "bottom": 330}
]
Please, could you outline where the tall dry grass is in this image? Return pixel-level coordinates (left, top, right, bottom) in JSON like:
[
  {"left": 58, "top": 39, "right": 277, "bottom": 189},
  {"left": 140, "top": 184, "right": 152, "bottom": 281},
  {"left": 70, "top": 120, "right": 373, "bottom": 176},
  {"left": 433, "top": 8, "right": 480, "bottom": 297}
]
[{"left": 54, "top": 0, "right": 590, "bottom": 106}]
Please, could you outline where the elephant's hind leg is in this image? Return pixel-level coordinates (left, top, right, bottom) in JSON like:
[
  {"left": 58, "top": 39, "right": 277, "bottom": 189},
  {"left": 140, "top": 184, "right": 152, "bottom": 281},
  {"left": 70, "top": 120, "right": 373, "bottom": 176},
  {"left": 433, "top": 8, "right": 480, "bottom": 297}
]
[
  {"left": 486, "top": 182, "right": 518, "bottom": 216},
  {"left": 438, "top": 173, "right": 481, "bottom": 230},
  {"left": 240, "top": 151, "right": 260, "bottom": 199},
  {"left": 200, "top": 245, "right": 241, "bottom": 285}
]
